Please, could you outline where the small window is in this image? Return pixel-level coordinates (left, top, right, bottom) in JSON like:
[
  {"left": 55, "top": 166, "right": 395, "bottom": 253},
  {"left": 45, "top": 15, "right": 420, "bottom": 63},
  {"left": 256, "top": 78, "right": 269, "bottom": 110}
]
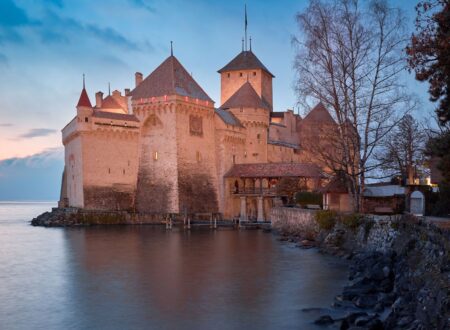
[
  {"left": 257, "top": 133, "right": 261, "bottom": 139},
  {"left": 227, "top": 73, "right": 230, "bottom": 78},
  {"left": 85, "top": 117, "right": 88, "bottom": 123},
  {"left": 123, "top": 169, "right": 125, "bottom": 175},
  {"left": 153, "top": 151, "right": 158, "bottom": 160},
  {"left": 232, "top": 155, "right": 236, "bottom": 164},
  {"left": 239, "top": 72, "right": 243, "bottom": 77},
  {"left": 196, "top": 151, "right": 202, "bottom": 163},
  {"left": 108, "top": 168, "right": 111, "bottom": 174},
  {"left": 253, "top": 72, "right": 256, "bottom": 76}
]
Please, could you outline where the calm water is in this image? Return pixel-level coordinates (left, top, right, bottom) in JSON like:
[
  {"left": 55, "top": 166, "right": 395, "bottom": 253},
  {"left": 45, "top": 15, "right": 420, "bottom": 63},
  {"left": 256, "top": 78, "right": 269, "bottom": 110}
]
[{"left": 0, "top": 202, "right": 348, "bottom": 330}]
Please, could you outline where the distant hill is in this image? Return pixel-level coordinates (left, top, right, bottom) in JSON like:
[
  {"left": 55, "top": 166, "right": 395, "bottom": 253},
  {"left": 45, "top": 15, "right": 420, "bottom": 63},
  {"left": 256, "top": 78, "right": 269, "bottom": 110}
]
[{"left": 0, "top": 148, "right": 64, "bottom": 201}]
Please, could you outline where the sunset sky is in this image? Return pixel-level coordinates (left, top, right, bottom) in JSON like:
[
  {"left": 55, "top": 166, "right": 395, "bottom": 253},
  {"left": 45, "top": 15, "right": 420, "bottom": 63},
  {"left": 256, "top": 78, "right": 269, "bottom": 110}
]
[{"left": 0, "top": 0, "right": 435, "bottom": 199}]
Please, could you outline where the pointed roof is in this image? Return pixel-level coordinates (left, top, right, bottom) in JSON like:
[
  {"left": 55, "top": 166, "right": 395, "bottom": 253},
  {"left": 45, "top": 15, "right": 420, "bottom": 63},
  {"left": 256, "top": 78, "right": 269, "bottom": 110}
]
[
  {"left": 221, "top": 82, "right": 271, "bottom": 110},
  {"left": 303, "top": 102, "right": 335, "bottom": 124},
  {"left": 77, "top": 88, "right": 92, "bottom": 108},
  {"left": 101, "top": 93, "right": 128, "bottom": 112},
  {"left": 130, "top": 55, "right": 213, "bottom": 102},
  {"left": 218, "top": 50, "right": 274, "bottom": 77}
]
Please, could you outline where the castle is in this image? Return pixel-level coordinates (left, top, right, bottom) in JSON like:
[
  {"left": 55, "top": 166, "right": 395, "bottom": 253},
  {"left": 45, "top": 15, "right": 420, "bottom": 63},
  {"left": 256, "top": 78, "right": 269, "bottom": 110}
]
[{"left": 60, "top": 42, "right": 337, "bottom": 221}]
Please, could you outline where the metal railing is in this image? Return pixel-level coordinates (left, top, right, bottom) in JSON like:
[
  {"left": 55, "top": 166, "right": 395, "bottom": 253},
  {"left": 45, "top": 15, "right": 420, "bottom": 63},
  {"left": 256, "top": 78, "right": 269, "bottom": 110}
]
[{"left": 230, "top": 187, "right": 279, "bottom": 195}]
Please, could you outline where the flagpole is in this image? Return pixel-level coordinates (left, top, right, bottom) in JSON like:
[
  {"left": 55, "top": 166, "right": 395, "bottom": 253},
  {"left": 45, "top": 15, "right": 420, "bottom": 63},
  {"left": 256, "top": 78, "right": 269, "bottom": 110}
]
[{"left": 244, "top": 4, "right": 247, "bottom": 51}]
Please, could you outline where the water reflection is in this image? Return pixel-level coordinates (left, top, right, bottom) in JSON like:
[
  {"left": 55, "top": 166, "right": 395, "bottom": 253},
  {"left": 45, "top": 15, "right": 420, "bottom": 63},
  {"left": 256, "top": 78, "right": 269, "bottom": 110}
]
[
  {"left": 0, "top": 203, "right": 348, "bottom": 330},
  {"left": 62, "top": 227, "right": 346, "bottom": 330}
]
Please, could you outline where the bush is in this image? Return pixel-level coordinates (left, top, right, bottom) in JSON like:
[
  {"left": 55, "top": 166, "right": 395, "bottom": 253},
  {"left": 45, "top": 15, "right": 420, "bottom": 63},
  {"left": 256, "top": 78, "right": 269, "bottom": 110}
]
[
  {"left": 295, "top": 191, "right": 323, "bottom": 207},
  {"left": 315, "top": 210, "right": 337, "bottom": 230},
  {"left": 341, "top": 213, "right": 362, "bottom": 229}
]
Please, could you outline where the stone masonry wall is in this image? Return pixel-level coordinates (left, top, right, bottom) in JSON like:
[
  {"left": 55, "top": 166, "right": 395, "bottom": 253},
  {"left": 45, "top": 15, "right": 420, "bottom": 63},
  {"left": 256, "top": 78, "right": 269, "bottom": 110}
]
[{"left": 270, "top": 207, "right": 319, "bottom": 237}]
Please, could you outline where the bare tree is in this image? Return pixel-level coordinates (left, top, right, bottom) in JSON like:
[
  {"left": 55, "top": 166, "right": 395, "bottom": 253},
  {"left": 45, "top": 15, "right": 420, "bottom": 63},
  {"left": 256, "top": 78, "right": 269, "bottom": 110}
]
[
  {"left": 376, "top": 114, "right": 428, "bottom": 183},
  {"left": 293, "top": 0, "right": 416, "bottom": 211}
]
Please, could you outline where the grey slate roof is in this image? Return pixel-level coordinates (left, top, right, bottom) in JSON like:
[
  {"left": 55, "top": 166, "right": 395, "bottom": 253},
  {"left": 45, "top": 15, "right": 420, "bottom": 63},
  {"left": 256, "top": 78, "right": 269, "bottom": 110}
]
[
  {"left": 93, "top": 110, "right": 139, "bottom": 122},
  {"left": 215, "top": 108, "right": 243, "bottom": 127},
  {"left": 218, "top": 51, "right": 274, "bottom": 77},
  {"left": 130, "top": 55, "right": 213, "bottom": 102},
  {"left": 268, "top": 140, "right": 300, "bottom": 150},
  {"left": 221, "top": 82, "right": 271, "bottom": 111}
]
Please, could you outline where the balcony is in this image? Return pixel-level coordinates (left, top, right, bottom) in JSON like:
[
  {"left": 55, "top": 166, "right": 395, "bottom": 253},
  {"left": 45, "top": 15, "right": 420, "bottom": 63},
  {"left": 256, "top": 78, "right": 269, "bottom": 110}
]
[{"left": 230, "top": 187, "right": 280, "bottom": 196}]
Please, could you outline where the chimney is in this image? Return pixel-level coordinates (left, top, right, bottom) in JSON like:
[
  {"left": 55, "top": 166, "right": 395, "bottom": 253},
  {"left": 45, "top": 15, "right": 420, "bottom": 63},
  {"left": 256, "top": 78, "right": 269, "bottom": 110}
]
[
  {"left": 124, "top": 88, "right": 130, "bottom": 96},
  {"left": 95, "top": 91, "right": 103, "bottom": 108},
  {"left": 135, "top": 72, "right": 143, "bottom": 87},
  {"left": 112, "top": 90, "right": 121, "bottom": 97}
]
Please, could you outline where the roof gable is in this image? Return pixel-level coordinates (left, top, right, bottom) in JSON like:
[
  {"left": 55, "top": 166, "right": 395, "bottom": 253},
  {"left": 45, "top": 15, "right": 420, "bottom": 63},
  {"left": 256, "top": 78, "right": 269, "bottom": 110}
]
[
  {"left": 218, "top": 50, "right": 274, "bottom": 77},
  {"left": 221, "top": 82, "right": 271, "bottom": 110},
  {"left": 131, "top": 55, "right": 213, "bottom": 102},
  {"left": 77, "top": 88, "right": 92, "bottom": 108},
  {"left": 303, "top": 102, "right": 335, "bottom": 124}
]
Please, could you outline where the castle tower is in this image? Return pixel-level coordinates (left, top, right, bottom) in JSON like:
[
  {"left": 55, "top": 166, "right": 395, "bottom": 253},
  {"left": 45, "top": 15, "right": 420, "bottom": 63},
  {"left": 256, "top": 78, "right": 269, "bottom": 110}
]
[
  {"left": 218, "top": 49, "right": 274, "bottom": 110},
  {"left": 130, "top": 52, "right": 218, "bottom": 214}
]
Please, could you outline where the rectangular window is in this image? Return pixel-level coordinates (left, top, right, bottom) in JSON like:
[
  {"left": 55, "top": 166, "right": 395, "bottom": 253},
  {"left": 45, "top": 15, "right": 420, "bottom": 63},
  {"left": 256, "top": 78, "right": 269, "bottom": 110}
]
[
  {"left": 154, "top": 151, "right": 158, "bottom": 160},
  {"left": 85, "top": 117, "right": 88, "bottom": 123}
]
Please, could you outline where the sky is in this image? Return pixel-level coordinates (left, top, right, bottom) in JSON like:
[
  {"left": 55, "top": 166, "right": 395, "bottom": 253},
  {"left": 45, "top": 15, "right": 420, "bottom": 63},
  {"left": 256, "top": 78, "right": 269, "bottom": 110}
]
[{"left": 0, "top": 0, "right": 437, "bottom": 200}]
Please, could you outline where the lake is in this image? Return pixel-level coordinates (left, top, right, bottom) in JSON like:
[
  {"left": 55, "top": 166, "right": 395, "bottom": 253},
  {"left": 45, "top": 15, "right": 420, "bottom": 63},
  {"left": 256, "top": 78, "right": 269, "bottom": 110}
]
[{"left": 0, "top": 202, "right": 348, "bottom": 330}]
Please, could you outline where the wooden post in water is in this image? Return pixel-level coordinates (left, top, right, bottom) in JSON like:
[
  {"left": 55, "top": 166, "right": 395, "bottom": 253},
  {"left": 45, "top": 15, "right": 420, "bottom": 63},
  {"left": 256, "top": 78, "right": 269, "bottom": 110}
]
[
  {"left": 165, "top": 215, "right": 169, "bottom": 230},
  {"left": 187, "top": 216, "right": 191, "bottom": 230},
  {"left": 169, "top": 215, "right": 173, "bottom": 230},
  {"left": 214, "top": 214, "right": 217, "bottom": 229},
  {"left": 210, "top": 213, "right": 213, "bottom": 229}
]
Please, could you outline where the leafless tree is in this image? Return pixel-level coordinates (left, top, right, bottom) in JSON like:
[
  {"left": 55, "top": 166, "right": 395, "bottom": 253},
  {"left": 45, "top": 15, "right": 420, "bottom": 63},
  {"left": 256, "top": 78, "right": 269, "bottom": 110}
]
[
  {"left": 376, "top": 114, "right": 428, "bottom": 183},
  {"left": 293, "top": 0, "right": 417, "bottom": 211}
]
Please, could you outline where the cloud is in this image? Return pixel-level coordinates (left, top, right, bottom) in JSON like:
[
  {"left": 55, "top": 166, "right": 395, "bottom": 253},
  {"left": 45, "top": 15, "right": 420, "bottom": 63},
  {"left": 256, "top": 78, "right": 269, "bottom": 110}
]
[
  {"left": 0, "top": 2, "right": 148, "bottom": 51},
  {"left": 18, "top": 128, "right": 57, "bottom": 139},
  {"left": 129, "top": 0, "right": 155, "bottom": 12},
  {"left": 0, "top": 147, "right": 64, "bottom": 200},
  {"left": 0, "top": 0, "right": 34, "bottom": 28},
  {"left": 0, "top": 123, "right": 13, "bottom": 127},
  {"left": 0, "top": 53, "right": 7, "bottom": 64}
]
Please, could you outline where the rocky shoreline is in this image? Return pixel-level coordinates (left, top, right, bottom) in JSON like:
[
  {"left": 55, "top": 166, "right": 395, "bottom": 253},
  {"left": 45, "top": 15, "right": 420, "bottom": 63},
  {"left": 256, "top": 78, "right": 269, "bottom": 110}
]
[{"left": 277, "top": 215, "right": 449, "bottom": 330}]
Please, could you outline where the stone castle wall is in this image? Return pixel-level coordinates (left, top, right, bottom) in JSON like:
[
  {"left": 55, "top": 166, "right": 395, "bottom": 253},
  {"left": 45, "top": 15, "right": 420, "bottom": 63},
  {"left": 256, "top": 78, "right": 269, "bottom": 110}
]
[
  {"left": 176, "top": 104, "right": 218, "bottom": 213},
  {"left": 135, "top": 104, "right": 179, "bottom": 213}
]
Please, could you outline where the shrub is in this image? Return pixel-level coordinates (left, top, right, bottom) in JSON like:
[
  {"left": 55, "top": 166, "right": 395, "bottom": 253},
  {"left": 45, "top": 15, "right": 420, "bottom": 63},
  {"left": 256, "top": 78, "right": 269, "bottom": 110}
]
[
  {"left": 315, "top": 210, "right": 337, "bottom": 230},
  {"left": 341, "top": 213, "right": 362, "bottom": 229},
  {"left": 295, "top": 191, "right": 323, "bottom": 207},
  {"left": 364, "top": 219, "right": 375, "bottom": 239}
]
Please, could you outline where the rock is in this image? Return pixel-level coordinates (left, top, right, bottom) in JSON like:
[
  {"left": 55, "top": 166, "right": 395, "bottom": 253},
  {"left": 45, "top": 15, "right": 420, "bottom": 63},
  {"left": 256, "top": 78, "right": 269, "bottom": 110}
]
[
  {"left": 365, "top": 318, "right": 383, "bottom": 330},
  {"left": 314, "top": 315, "right": 334, "bottom": 325},
  {"left": 373, "top": 303, "right": 384, "bottom": 313},
  {"left": 343, "top": 312, "right": 368, "bottom": 324},
  {"left": 354, "top": 295, "right": 378, "bottom": 308}
]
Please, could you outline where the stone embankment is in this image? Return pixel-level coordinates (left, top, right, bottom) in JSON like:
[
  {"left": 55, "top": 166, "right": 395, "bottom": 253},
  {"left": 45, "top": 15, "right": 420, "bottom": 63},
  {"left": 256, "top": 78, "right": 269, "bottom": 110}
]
[
  {"left": 31, "top": 208, "right": 164, "bottom": 226},
  {"left": 272, "top": 207, "right": 450, "bottom": 330}
]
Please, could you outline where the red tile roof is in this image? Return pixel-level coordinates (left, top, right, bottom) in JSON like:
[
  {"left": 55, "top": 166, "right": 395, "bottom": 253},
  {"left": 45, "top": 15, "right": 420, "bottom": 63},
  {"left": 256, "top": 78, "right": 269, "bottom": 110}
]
[
  {"left": 321, "top": 175, "right": 349, "bottom": 193},
  {"left": 218, "top": 51, "right": 274, "bottom": 77},
  {"left": 224, "top": 163, "right": 323, "bottom": 178},
  {"left": 77, "top": 88, "right": 92, "bottom": 108},
  {"left": 303, "top": 102, "right": 335, "bottom": 124},
  {"left": 221, "top": 82, "right": 271, "bottom": 110},
  {"left": 130, "top": 55, "right": 213, "bottom": 102},
  {"left": 101, "top": 94, "right": 128, "bottom": 112}
]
